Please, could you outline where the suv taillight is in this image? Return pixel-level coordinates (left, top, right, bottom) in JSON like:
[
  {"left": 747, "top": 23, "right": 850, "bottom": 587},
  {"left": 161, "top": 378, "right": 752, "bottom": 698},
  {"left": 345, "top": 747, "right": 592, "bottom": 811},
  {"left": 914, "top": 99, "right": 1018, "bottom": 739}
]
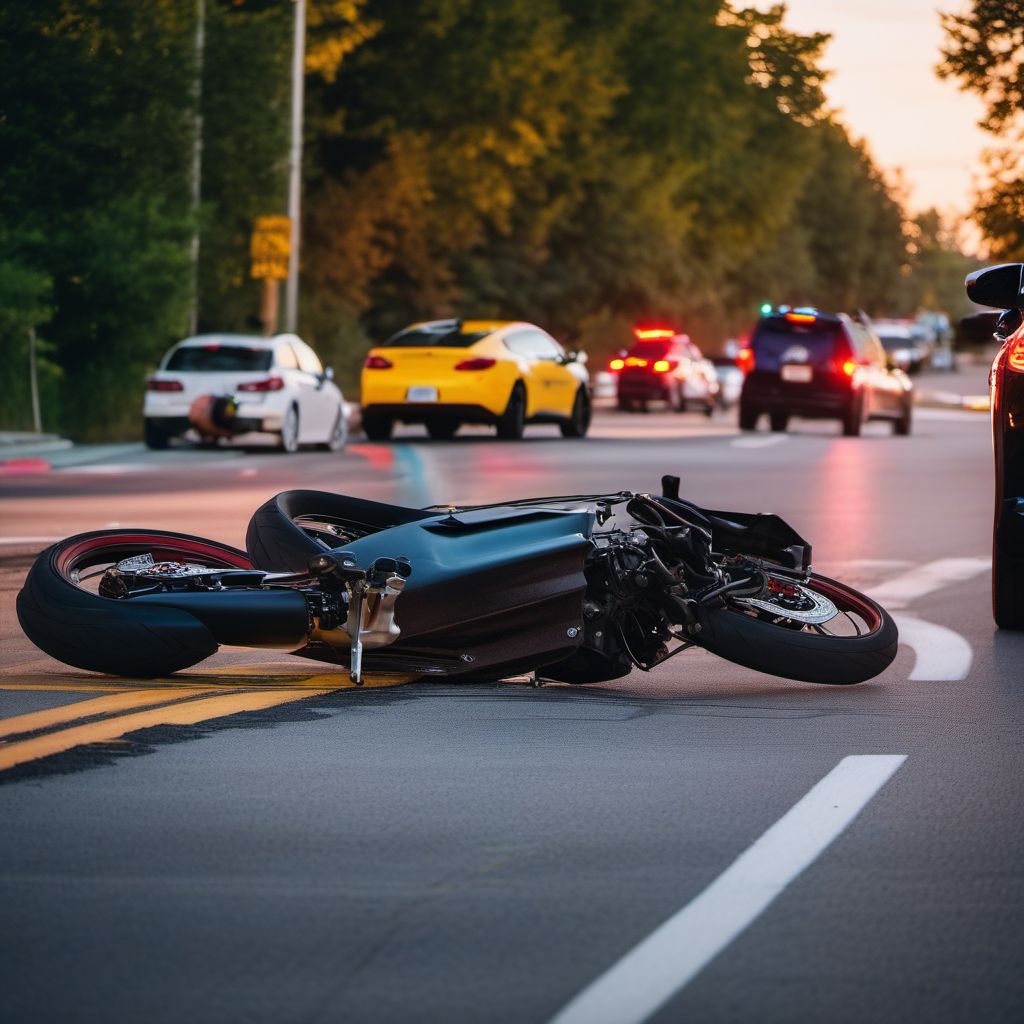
[
  {"left": 454, "top": 357, "right": 497, "bottom": 371},
  {"left": 146, "top": 379, "right": 184, "bottom": 392},
  {"left": 238, "top": 376, "right": 284, "bottom": 392},
  {"left": 737, "top": 348, "right": 754, "bottom": 374}
]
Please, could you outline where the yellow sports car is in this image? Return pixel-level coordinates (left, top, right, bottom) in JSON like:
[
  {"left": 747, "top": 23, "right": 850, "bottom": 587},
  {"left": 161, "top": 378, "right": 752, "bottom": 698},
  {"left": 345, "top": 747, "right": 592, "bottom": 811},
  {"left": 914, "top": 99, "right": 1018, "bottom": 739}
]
[{"left": 360, "top": 319, "right": 591, "bottom": 440}]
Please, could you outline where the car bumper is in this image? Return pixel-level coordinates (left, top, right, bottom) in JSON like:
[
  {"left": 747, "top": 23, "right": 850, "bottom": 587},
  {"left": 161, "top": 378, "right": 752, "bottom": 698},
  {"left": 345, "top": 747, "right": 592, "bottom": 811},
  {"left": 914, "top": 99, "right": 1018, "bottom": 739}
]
[
  {"left": 742, "top": 379, "right": 852, "bottom": 417},
  {"left": 360, "top": 376, "right": 510, "bottom": 418},
  {"left": 144, "top": 398, "right": 286, "bottom": 435},
  {"left": 362, "top": 402, "right": 501, "bottom": 425},
  {"left": 617, "top": 379, "right": 676, "bottom": 401}
]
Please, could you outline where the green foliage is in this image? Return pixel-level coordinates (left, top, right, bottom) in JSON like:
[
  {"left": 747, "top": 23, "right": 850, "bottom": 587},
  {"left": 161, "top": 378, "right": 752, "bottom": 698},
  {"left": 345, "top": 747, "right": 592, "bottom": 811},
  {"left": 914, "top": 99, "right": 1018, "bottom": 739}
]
[
  {"left": 197, "top": 0, "right": 292, "bottom": 332},
  {"left": 939, "top": 0, "right": 1024, "bottom": 260},
  {"left": 0, "top": 228, "right": 58, "bottom": 430},
  {"left": 0, "top": 0, "right": 196, "bottom": 438},
  {"left": 905, "top": 210, "right": 977, "bottom": 320}
]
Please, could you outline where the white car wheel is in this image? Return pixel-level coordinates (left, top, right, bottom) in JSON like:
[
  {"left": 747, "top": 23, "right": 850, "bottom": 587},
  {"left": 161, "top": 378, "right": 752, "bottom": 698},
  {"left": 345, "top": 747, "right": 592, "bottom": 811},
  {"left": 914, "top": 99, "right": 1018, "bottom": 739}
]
[
  {"left": 279, "top": 405, "right": 300, "bottom": 453},
  {"left": 321, "top": 406, "right": 347, "bottom": 452}
]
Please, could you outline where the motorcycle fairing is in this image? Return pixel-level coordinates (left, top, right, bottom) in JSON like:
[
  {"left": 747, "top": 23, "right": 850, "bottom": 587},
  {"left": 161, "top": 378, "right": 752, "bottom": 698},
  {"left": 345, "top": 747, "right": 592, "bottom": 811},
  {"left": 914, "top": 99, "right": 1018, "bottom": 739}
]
[
  {"left": 240, "top": 490, "right": 594, "bottom": 677},
  {"left": 299, "top": 504, "right": 595, "bottom": 678}
]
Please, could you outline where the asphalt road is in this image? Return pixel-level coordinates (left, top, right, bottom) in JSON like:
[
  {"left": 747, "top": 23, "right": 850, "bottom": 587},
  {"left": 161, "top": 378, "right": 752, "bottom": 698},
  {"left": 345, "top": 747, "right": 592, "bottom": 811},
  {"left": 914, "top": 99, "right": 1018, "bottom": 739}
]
[{"left": 2, "top": 389, "right": 1022, "bottom": 1023}]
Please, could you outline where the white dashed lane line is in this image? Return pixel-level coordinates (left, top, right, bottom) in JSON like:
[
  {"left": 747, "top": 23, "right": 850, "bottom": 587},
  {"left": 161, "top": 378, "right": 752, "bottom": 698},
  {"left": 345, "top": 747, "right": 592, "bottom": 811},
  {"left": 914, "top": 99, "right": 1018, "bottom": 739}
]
[
  {"left": 892, "top": 615, "right": 974, "bottom": 681},
  {"left": 550, "top": 755, "right": 907, "bottom": 1024},
  {"left": 730, "top": 434, "right": 789, "bottom": 449},
  {"left": 864, "top": 557, "right": 989, "bottom": 683},
  {"left": 868, "top": 557, "right": 991, "bottom": 609}
]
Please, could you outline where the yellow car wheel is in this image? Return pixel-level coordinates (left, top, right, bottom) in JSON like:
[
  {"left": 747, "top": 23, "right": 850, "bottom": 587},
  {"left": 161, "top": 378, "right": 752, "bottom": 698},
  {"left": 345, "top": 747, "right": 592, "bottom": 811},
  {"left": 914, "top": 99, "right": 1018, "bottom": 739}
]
[
  {"left": 496, "top": 383, "right": 526, "bottom": 440},
  {"left": 560, "top": 388, "right": 591, "bottom": 438}
]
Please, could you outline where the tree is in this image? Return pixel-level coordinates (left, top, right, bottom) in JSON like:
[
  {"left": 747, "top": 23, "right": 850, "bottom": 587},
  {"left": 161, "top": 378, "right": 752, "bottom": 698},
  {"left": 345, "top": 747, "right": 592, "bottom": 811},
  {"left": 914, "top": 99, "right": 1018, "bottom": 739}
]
[
  {"left": 0, "top": 0, "right": 196, "bottom": 438},
  {"left": 197, "top": 0, "right": 292, "bottom": 332},
  {"left": 938, "top": 0, "right": 1024, "bottom": 260},
  {"left": 905, "top": 209, "right": 977, "bottom": 320}
]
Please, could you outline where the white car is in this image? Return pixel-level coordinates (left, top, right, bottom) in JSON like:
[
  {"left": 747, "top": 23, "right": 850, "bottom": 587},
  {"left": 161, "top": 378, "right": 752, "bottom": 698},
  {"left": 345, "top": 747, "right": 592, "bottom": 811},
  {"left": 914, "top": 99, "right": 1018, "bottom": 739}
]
[
  {"left": 874, "top": 321, "right": 929, "bottom": 373},
  {"left": 143, "top": 333, "right": 347, "bottom": 452}
]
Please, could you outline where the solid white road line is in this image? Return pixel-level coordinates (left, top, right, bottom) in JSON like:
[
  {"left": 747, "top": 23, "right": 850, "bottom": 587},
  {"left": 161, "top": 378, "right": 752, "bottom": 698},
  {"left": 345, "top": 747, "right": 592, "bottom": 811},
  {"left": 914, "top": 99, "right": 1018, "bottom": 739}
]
[
  {"left": 549, "top": 755, "right": 907, "bottom": 1024},
  {"left": 893, "top": 614, "right": 973, "bottom": 681},
  {"left": 868, "top": 557, "right": 990, "bottom": 609},
  {"left": 730, "top": 434, "right": 788, "bottom": 449},
  {"left": 0, "top": 536, "right": 62, "bottom": 546}
]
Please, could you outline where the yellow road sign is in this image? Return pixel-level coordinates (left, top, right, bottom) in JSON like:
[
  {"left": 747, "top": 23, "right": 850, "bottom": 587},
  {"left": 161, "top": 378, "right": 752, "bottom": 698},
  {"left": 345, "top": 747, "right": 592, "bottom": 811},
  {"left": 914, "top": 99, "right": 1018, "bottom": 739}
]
[{"left": 250, "top": 215, "right": 291, "bottom": 280}]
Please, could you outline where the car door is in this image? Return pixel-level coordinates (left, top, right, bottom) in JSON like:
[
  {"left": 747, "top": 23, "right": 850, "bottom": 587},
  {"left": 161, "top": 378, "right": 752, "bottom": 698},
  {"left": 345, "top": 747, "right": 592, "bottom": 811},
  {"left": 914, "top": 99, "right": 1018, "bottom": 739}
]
[
  {"left": 290, "top": 340, "right": 335, "bottom": 439},
  {"left": 505, "top": 330, "right": 577, "bottom": 416},
  {"left": 859, "top": 326, "right": 902, "bottom": 415},
  {"left": 680, "top": 341, "right": 711, "bottom": 400},
  {"left": 844, "top": 323, "right": 880, "bottom": 416}
]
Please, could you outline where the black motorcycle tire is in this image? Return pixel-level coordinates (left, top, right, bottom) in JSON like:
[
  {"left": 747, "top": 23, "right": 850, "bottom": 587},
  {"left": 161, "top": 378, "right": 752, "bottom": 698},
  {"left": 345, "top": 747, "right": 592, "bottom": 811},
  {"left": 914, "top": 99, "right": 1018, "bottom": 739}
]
[
  {"left": 693, "top": 573, "right": 898, "bottom": 685},
  {"left": 16, "top": 530, "right": 252, "bottom": 678}
]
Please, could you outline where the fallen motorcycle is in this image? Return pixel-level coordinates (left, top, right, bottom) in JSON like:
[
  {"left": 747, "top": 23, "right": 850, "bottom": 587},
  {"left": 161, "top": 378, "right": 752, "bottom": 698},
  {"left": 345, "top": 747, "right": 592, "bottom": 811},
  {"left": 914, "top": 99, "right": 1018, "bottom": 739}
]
[{"left": 17, "top": 477, "right": 898, "bottom": 685}]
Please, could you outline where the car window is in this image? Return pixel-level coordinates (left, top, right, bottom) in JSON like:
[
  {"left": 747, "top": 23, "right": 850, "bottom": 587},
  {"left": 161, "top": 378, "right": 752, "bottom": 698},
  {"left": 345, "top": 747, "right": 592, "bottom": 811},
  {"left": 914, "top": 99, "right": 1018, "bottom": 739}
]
[
  {"left": 625, "top": 340, "right": 672, "bottom": 359},
  {"left": 861, "top": 330, "right": 887, "bottom": 363},
  {"left": 505, "top": 330, "right": 562, "bottom": 360},
  {"left": 165, "top": 344, "right": 273, "bottom": 372},
  {"left": 751, "top": 317, "right": 844, "bottom": 371},
  {"left": 383, "top": 326, "right": 489, "bottom": 348},
  {"left": 292, "top": 341, "right": 322, "bottom": 374},
  {"left": 275, "top": 344, "right": 299, "bottom": 370}
]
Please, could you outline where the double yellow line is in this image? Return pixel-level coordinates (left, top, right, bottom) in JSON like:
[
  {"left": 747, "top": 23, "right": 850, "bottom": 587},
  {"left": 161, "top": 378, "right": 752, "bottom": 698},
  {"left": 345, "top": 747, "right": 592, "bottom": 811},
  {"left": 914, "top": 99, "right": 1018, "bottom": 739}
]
[{"left": 0, "top": 670, "right": 417, "bottom": 773}]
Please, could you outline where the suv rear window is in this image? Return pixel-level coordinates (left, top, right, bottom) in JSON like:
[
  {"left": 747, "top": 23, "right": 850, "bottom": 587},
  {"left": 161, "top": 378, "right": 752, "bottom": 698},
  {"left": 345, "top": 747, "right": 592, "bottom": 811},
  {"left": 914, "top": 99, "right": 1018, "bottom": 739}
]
[
  {"left": 165, "top": 345, "right": 273, "bottom": 372},
  {"left": 383, "top": 327, "right": 489, "bottom": 348},
  {"left": 626, "top": 340, "right": 674, "bottom": 359},
  {"left": 751, "top": 317, "right": 845, "bottom": 371}
]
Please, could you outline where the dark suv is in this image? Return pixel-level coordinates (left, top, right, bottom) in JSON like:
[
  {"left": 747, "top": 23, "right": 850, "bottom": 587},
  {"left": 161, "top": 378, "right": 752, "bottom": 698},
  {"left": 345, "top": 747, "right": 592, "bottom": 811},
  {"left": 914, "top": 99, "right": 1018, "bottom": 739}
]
[{"left": 738, "top": 309, "right": 913, "bottom": 436}]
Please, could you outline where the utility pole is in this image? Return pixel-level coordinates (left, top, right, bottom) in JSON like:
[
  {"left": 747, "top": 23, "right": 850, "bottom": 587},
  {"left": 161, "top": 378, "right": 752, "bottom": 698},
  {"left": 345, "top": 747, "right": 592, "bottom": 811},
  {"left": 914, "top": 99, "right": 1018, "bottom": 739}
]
[
  {"left": 28, "top": 327, "right": 41, "bottom": 433},
  {"left": 188, "top": 0, "right": 206, "bottom": 336},
  {"left": 283, "top": 0, "right": 306, "bottom": 334}
]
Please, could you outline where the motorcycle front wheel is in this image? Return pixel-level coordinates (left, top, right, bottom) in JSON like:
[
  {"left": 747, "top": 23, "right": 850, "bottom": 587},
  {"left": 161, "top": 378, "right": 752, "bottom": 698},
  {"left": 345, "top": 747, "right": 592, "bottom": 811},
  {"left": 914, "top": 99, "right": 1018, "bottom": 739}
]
[
  {"left": 17, "top": 530, "right": 253, "bottom": 677},
  {"left": 693, "top": 573, "right": 898, "bottom": 685}
]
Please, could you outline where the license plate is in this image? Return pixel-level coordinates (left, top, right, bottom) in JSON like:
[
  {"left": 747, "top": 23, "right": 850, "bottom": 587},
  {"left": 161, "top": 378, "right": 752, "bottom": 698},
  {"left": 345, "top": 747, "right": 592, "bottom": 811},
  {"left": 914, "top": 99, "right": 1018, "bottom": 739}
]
[
  {"left": 406, "top": 386, "right": 438, "bottom": 402},
  {"left": 781, "top": 364, "right": 813, "bottom": 383}
]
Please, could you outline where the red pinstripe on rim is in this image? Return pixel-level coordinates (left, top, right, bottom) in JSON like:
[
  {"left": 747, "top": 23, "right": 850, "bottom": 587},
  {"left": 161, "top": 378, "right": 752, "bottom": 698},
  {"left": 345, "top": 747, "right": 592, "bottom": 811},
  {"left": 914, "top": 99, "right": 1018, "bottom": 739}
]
[{"left": 54, "top": 532, "right": 252, "bottom": 580}]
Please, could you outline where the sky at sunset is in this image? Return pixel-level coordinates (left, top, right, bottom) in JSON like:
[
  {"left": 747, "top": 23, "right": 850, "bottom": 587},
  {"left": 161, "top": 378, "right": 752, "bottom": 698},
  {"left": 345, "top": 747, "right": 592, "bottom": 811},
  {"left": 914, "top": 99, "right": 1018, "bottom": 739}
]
[{"left": 770, "top": 0, "right": 991, "bottom": 219}]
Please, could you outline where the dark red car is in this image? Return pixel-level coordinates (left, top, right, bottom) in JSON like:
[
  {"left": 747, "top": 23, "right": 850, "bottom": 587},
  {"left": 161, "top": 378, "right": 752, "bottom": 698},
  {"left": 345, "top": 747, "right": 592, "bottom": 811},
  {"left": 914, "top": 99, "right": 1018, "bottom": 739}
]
[{"left": 967, "top": 263, "right": 1024, "bottom": 627}]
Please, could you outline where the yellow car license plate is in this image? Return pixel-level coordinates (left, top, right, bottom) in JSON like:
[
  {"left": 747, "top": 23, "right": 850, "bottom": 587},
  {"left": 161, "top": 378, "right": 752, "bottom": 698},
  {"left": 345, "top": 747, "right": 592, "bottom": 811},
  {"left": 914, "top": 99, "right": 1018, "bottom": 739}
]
[{"left": 406, "top": 386, "right": 438, "bottom": 402}]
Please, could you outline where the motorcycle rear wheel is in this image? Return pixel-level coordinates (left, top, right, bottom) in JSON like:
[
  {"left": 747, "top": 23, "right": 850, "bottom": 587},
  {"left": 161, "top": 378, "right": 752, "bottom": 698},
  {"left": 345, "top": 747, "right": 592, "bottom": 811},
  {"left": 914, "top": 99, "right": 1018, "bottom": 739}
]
[
  {"left": 694, "top": 573, "right": 897, "bottom": 685},
  {"left": 17, "top": 530, "right": 252, "bottom": 677}
]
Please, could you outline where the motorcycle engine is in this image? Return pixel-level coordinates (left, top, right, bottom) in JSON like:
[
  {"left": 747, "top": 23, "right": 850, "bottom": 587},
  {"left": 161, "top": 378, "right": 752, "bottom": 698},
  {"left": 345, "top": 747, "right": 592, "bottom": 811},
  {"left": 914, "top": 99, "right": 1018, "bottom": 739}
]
[{"left": 543, "top": 530, "right": 682, "bottom": 684}]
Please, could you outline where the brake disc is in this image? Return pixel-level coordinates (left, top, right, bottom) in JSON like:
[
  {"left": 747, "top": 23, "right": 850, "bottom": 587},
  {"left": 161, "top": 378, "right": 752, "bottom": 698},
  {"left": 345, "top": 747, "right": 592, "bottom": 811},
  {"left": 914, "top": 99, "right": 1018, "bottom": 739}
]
[
  {"left": 113, "top": 553, "right": 218, "bottom": 579},
  {"left": 735, "top": 584, "right": 838, "bottom": 624}
]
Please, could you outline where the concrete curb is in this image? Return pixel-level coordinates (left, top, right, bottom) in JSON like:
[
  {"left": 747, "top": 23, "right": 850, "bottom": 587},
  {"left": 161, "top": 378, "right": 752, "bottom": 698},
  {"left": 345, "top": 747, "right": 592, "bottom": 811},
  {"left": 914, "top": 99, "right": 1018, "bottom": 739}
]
[{"left": 916, "top": 390, "right": 989, "bottom": 413}]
